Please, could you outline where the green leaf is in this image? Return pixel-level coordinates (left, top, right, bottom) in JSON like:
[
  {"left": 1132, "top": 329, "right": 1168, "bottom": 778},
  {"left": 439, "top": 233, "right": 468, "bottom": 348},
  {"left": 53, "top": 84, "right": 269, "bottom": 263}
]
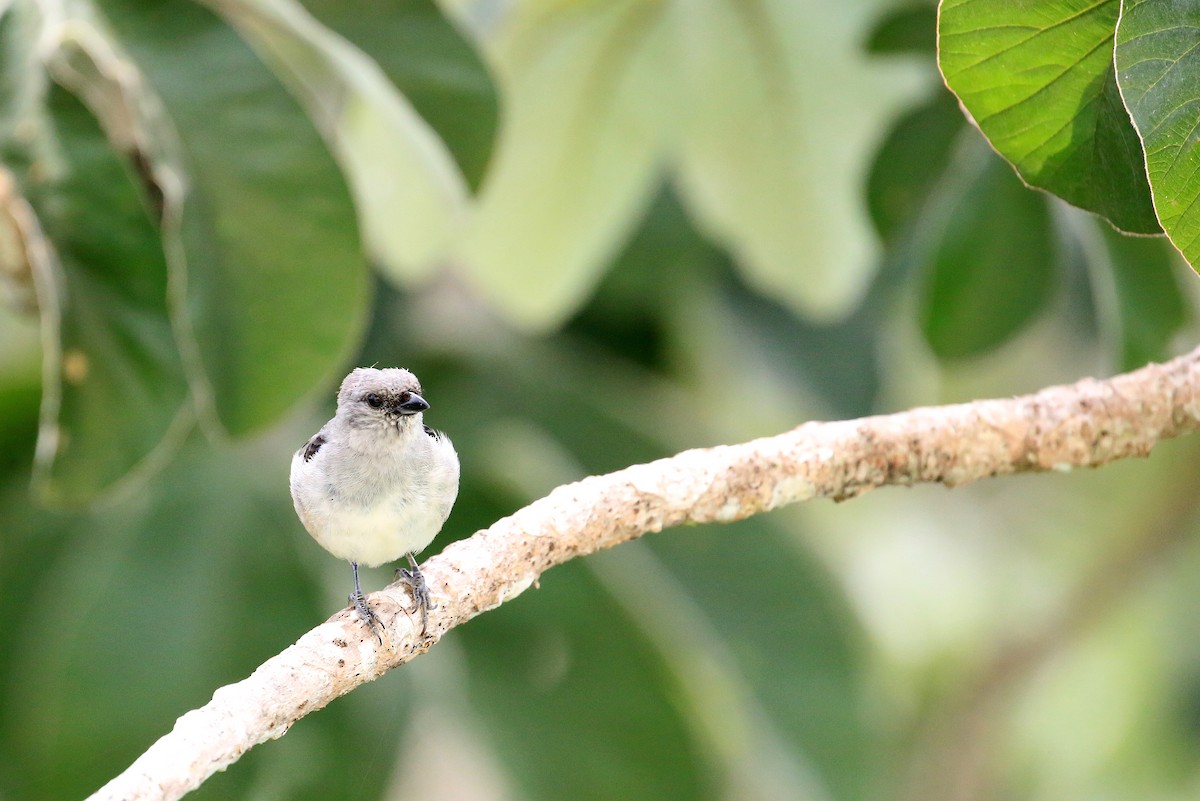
[
  {"left": 65, "top": 0, "right": 371, "bottom": 435},
  {"left": 864, "top": 4, "right": 937, "bottom": 55},
  {"left": 455, "top": 0, "right": 670, "bottom": 330},
  {"left": 12, "top": 82, "right": 192, "bottom": 503},
  {"left": 867, "top": 91, "right": 966, "bottom": 244},
  {"left": 938, "top": 0, "right": 1160, "bottom": 235},
  {"left": 645, "top": 524, "right": 878, "bottom": 801},
  {"left": 1069, "top": 216, "right": 1189, "bottom": 371},
  {"left": 297, "top": 0, "right": 497, "bottom": 191},
  {"left": 202, "top": 0, "right": 472, "bottom": 283},
  {"left": 0, "top": 430, "right": 395, "bottom": 801},
  {"left": 459, "top": 561, "right": 714, "bottom": 801},
  {"left": 457, "top": 0, "right": 925, "bottom": 329},
  {"left": 1104, "top": 232, "right": 1187, "bottom": 370},
  {"left": 1114, "top": 0, "right": 1200, "bottom": 270},
  {"left": 672, "top": 0, "right": 924, "bottom": 319},
  {"left": 919, "top": 139, "right": 1057, "bottom": 360}
]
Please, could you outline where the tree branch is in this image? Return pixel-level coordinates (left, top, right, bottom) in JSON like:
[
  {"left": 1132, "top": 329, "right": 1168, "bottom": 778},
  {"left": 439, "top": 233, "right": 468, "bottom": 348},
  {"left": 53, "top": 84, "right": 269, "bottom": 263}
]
[{"left": 87, "top": 346, "right": 1200, "bottom": 801}]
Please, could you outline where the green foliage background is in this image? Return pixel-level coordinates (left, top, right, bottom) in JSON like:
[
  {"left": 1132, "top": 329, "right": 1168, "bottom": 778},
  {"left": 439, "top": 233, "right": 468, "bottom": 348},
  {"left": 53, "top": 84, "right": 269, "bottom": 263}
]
[{"left": 3, "top": 1, "right": 1200, "bottom": 800}]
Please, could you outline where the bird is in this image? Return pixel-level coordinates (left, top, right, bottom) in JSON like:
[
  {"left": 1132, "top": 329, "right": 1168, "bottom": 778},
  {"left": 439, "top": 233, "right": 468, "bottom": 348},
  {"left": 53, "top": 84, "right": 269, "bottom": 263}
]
[{"left": 290, "top": 367, "right": 460, "bottom": 638}]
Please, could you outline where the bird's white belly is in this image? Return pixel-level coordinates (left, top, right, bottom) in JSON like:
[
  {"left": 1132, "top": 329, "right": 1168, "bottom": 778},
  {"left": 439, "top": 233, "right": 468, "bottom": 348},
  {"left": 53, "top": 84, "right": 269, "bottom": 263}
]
[{"left": 306, "top": 497, "right": 440, "bottom": 567}]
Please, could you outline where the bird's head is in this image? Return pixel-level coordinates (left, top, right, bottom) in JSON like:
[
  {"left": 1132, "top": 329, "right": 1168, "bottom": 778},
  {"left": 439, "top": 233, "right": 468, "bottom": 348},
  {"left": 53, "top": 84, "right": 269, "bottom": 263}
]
[{"left": 337, "top": 367, "right": 429, "bottom": 434}]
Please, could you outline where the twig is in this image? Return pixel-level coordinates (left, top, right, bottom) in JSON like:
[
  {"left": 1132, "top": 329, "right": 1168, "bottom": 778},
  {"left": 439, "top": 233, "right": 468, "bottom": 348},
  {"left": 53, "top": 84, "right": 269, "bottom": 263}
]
[{"left": 86, "top": 345, "right": 1200, "bottom": 801}]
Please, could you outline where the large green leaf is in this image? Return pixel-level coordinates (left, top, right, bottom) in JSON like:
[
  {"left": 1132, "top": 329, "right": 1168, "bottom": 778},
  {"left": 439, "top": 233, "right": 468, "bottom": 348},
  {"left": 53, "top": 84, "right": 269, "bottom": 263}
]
[
  {"left": 55, "top": 0, "right": 370, "bottom": 435},
  {"left": 670, "top": 0, "right": 924, "bottom": 320},
  {"left": 10, "top": 80, "right": 193, "bottom": 502},
  {"left": 455, "top": 0, "right": 670, "bottom": 330},
  {"left": 298, "top": 0, "right": 497, "bottom": 191},
  {"left": 938, "top": 0, "right": 1159, "bottom": 235},
  {"left": 203, "top": 0, "right": 472, "bottom": 283},
  {"left": 452, "top": 0, "right": 924, "bottom": 329},
  {"left": 1114, "top": 0, "right": 1200, "bottom": 271}
]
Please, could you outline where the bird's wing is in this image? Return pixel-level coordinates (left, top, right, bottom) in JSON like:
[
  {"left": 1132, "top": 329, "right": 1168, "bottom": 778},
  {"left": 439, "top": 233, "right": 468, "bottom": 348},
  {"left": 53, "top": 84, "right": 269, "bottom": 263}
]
[{"left": 299, "top": 432, "right": 327, "bottom": 463}]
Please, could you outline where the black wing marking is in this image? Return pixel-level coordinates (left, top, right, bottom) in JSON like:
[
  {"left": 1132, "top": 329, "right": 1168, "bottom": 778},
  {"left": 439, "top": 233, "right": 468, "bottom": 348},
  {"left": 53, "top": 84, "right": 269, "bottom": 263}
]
[
  {"left": 301, "top": 434, "right": 326, "bottom": 462},
  {"left": 423, "top": 425, "right": 440, "bottom": 440}
]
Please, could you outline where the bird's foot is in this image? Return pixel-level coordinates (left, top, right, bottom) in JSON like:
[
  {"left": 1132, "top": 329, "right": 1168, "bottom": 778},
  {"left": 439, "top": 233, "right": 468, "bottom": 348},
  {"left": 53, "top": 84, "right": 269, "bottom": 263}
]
[
  {"left": 395, "top": 557, "right": 436, "bottom": 633},
  {"left": 349, "top": 589, "right": 383, "bottom": 643}
]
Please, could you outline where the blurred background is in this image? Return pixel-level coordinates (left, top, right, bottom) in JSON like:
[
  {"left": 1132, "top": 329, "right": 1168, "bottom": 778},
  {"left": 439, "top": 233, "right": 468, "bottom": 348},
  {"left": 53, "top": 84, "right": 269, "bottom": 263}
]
[{"left": 3, "top": 1, "right": 1200, "bottom": 800}]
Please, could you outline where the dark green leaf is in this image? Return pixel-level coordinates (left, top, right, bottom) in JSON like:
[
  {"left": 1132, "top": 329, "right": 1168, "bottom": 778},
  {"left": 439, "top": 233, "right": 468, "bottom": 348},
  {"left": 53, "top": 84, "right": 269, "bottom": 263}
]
[
  {"left": 649, "top": 523, "right": 878, "bottom": 801},
  {"left": 938, "top": 0, "right": 1159, "bottom": 234},
  {"left": 1114, "top": 0, "right": 1200, "bottom": 270},
  {"left": 867, "top": 91, "right": 966, "bottom": 244},
  {"left": 205, "top": 0, "right": 473, "bottom": 284},
  {"left": 92, "top": 0, "right": 370, "bottom": 435},
  {"left": 458, "top": 561, "right": 715, "bottom": 801},
  {"left": 920, "top": 142, "right": 1057, "bottom": 359},
  {"left": 22, "top": 85, "right": 192, "bottom": 502},
  {"left": 865, "top": 4, "right": 937, "bottom": 55},
  {"left": 1097, "top": 224, "right": 1188, "bottom": 370}
]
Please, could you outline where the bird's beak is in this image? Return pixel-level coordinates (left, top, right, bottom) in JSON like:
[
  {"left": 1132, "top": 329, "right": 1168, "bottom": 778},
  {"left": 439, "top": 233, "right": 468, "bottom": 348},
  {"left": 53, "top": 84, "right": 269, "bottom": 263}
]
[{"left": 397, "top": 393, "right": 429, "bottom": 414}]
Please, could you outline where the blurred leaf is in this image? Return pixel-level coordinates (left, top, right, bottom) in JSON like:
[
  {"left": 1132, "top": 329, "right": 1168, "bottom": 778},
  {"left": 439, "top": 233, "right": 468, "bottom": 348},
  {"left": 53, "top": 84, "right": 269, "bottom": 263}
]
[
  {"left": 458, "top": 0, "right": 924, "bottom": 329},
  {"left": 1103, "top": 230, "right": 1187, "bottom": 370},
  {"left": 204, "top": 0, "right": 472, "bottom": 282},
  {"left": 938, "top": 0, "right": 1160, "bottom": 235},
  {"left": 866, "top": 95, "right": 1063, "bottom": 361},
  {"left": 919, "top": 139, "right": 1057, "bottom": 360},
  {"left": 69, "top": 0, "right": 371, "bottom": 434},
  {"left": 1114, "top": 0, "right": 1200, "bottom": 271},
  {"left": 646, "top": 524, "right": 877, "bottom": 801},
  {"left": 0, "top": 371, "right": 38, "bottom": 478},
  {"left": 456, "top": 0, "right": 669, "bottom": 330},
  {"left": 672, "top": 0, "right": 920, "bottom": 320},
  {"left": 13, "top": 84, "right": 192, "bottom": 503},
  {"left": 864, "top": 4, "right": 936, "bottom": 55},
  {"left": 0, "top": 428, "right": 413, "bottom": 801},
  {"left": 867, "top": 91, "right": 965, "bottom": 245},
  {"left": 1071, "top": 216, "right": 1189, "bottom": 371},
  {"left": 298, "top": 0, "right": 497, "bottom": 190},
  {"left": 565, "top": 189, "right": 722, "bottom": 371},
  {"left": 457, "top": 560, "right": 716, "bottom": 801}
]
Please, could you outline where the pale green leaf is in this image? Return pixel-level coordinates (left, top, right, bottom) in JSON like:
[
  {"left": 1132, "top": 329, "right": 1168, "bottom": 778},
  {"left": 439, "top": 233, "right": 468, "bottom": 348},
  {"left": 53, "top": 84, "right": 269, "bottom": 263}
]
[
  {"left": 456, "top": 0, "right": 670, "bottom": 330},
  {"left": 203, "top": 0, "right": 471, "bottom": 282},
  {"left": 671, "top": 0, "right": 925, "bottom": 319}
]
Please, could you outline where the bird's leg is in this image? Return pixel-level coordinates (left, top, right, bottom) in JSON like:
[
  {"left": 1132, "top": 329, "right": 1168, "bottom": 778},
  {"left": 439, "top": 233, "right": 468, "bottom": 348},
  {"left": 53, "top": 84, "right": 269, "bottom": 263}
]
[
  {"left": 349, "top": 561, "right": 382, "bottom": 642},
  {"left": 396, "top": 553, "right": 436, "bottom": 633}
]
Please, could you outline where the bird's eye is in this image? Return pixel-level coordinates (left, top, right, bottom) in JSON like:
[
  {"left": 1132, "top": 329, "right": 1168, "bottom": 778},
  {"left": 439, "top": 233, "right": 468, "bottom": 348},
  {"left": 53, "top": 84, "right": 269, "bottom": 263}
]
[{"left": 365, "top": 393, "right": 384, "bottom": 409}]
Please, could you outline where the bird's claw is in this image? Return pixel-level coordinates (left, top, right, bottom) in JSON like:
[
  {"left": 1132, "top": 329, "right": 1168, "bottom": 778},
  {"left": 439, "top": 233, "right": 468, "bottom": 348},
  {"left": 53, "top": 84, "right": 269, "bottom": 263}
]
[
  {"left": 349, "top": 589, "right": 383, "bottom": 643},
  {"left": 395, "top": 561, "right": 436, "bottom": 633}
]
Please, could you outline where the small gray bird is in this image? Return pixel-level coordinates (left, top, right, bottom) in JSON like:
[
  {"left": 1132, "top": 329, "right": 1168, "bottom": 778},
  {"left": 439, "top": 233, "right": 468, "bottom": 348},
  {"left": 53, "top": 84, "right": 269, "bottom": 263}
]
[{"left": 290, "top": 367, "right": 460, "bottom": 637}]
